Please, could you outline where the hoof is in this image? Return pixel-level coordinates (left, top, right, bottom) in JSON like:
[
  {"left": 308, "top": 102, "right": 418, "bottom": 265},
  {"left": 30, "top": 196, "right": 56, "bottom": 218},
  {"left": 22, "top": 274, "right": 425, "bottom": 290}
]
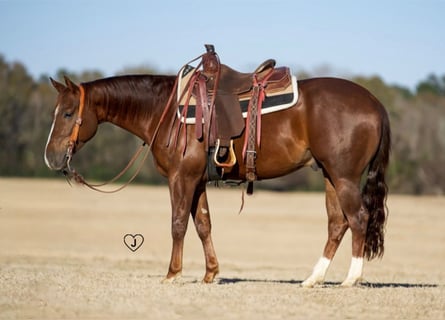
[
  {"left": 201, "top": 278, "right": 215, "bottom": 284},
  {"left": 301, "top": 281, "right": 318, "bottom": 288},
  {"left": 301, "top": 277, "right": 323, "bottom": 288},
  {"left": 340, "top": 277, "right": 361, "bottom": 287},
  {"left": 202, "top": 269, "right": 219, "bottom": 284},
  {"left": 161, "top": 272, "right": 182, "bottom": 284}
]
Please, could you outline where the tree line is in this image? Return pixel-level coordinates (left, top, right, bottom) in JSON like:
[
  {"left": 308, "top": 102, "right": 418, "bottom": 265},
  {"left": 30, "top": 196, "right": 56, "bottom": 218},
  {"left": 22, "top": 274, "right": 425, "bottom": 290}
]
[{"left": 1, "top": 54, "right": 444, "bottom": 194}]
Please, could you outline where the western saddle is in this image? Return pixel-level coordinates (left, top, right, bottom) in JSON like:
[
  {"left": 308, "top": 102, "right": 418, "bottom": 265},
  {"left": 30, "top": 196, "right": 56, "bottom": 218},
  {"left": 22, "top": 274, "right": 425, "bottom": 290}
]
[{"left": 181, "top": 44, "right": 292, "bottom": 190}]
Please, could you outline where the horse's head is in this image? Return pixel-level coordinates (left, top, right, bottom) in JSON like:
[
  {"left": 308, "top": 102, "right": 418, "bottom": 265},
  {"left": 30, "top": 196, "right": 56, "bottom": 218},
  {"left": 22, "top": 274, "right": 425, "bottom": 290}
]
[{"left": 44, "top": 76, "right": 98, "bottom": 172}]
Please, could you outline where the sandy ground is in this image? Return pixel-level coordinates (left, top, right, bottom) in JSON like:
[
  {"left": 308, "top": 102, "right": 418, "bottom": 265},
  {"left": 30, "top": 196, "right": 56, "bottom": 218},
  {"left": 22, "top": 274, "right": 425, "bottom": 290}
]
[{"left": 0, "top": 178, "right": 444, "bottom": 319}]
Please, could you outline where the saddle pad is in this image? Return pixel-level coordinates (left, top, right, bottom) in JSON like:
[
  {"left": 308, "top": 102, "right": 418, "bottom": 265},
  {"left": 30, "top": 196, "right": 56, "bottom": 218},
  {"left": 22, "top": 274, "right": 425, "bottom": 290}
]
[{"left": 177, "top": 65, "right": 299, "bottom": 124}]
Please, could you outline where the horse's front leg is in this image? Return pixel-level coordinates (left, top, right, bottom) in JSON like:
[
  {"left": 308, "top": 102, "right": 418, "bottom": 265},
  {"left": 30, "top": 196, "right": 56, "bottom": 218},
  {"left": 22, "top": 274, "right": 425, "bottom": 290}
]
[
  {"left": 190, "top": 182, "right": 219, "bottom": 283},
  {"left": 162, "top": 176, "right": 196, "bottom": 283}
]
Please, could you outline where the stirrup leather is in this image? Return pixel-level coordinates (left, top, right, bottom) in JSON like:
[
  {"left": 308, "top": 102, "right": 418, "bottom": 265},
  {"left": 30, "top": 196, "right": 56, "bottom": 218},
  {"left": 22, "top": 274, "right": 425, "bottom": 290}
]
[{"left": 213, "top": 139, "right": 237, "bottom": 168}]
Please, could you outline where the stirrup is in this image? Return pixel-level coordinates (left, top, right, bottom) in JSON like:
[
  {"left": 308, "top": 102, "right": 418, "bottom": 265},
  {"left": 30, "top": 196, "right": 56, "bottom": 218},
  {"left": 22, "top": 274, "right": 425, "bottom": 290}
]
[{"left": 213, "top": 139, "right": 237, "bottom": 168}]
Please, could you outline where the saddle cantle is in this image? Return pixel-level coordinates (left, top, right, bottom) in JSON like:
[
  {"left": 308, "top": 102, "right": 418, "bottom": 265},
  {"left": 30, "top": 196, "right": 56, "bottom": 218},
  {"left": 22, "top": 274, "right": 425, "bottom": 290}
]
[{"left": 175, "top": 44, "right": 298, "bottom": 184}]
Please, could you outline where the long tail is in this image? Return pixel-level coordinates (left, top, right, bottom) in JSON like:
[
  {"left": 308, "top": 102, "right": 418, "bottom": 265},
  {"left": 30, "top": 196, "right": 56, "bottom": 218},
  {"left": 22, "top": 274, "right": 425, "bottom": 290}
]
[{"left": 362, "top": 107, "right": 391, "bottom": 260}]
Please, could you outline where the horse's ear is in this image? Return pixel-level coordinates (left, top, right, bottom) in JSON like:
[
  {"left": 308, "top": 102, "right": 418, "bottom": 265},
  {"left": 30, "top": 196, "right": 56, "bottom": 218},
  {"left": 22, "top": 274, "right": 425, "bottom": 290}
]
[
  {"left": 50, "top": 77, "right": 66, "bottom": 93},
  {"left": 63, "top": 76, "right": 79, "bottom": 93}
]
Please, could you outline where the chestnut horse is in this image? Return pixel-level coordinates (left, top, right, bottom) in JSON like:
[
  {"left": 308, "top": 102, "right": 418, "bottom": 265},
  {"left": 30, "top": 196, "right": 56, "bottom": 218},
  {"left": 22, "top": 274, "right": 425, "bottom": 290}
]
[{"left": 44, "top": 71, "right": 390, "bottom": 287}]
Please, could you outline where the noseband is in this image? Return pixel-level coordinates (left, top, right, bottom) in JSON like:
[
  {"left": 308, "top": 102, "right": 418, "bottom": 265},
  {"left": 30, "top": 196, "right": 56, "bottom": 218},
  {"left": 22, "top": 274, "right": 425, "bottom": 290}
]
[{"left": 65, "top": 84, "right": 86, "bottom": 172}]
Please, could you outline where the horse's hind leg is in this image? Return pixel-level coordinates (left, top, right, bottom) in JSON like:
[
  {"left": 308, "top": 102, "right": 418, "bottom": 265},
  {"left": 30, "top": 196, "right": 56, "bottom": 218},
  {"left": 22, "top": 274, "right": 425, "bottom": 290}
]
[
  {"left": 335, "top": 177, "right": 369, "bottom": 287},
  {"left": 302, "top": 174, "right": 349, "bottom": 288},
  {"left": 190, "top": 183, "right": 219, "bottom": 283}
]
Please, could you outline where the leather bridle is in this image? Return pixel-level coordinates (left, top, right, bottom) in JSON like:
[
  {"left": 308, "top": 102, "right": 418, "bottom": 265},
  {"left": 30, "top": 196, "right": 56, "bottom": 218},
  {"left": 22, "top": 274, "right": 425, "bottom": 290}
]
[
  {"left": 62, "top": 51, "right": 208, "bottom": 193},
  {"left": 62, "top": 74, "right": 175, "bottom": 193},
  {"left": 65, "top": 84, "right": 85, "bottom": 173},
  {"left": 62, "top": 83, "right": 150, "bottom": 193}
]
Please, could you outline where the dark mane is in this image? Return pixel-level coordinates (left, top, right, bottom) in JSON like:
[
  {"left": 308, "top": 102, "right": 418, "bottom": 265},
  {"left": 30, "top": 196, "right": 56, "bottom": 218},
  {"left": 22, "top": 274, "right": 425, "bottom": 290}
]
[{"left": 83, "top": 74, "right": 176, "bottom": 123}]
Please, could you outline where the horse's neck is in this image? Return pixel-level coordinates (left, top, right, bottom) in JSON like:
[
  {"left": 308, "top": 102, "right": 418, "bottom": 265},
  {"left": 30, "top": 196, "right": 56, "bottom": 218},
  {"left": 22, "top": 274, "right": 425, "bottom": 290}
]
[{"left": 89, "top": 75, "right": 176, "bottom": 142}]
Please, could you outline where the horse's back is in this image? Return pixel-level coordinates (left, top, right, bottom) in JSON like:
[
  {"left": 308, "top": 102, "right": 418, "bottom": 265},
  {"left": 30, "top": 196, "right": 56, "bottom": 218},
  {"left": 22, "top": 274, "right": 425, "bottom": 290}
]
[{"left": 298, "top": 77, "right": 385, "bottom": 112}]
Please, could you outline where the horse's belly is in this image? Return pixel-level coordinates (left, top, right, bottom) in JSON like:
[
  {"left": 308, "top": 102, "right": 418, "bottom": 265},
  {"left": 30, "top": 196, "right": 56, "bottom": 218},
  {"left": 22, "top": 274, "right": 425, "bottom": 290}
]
[{"left": 255, "top": 144, "right": 314, "bottom": 180}]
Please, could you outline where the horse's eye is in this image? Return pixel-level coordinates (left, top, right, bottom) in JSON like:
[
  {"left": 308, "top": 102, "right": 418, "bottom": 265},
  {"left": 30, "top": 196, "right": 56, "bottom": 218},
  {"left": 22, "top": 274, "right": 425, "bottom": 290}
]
[{"left": 63, "top": 112, "right": 73, "bottom": 119}]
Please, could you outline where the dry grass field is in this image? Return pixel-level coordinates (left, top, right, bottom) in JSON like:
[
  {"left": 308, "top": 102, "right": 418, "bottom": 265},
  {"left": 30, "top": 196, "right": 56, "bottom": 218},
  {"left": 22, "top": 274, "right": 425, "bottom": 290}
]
[{"left": 0, "top": 178, "right": 444, "bottom": 319}]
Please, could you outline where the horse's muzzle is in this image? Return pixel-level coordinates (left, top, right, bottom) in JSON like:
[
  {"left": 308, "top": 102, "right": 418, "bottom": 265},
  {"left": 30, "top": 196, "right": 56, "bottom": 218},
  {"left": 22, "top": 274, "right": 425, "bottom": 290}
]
[{"left": 44, "top": 148, "right": 69, "bottom": 171}]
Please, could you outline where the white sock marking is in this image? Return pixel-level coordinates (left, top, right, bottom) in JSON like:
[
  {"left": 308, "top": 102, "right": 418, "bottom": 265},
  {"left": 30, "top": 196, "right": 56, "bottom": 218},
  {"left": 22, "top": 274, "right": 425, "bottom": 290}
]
[
  {"left": 302, "top": 257, "right": 331, "bottom": 287},
  {"left": 342, "top": 257, "right": 363, "bottom": 286}
]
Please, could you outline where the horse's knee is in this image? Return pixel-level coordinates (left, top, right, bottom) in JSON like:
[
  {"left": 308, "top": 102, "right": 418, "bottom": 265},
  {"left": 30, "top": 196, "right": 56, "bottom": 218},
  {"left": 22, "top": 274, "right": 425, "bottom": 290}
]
[
  {"left": 195, "top": 214, "right": 211, "bottom": 240},
  {"left": 334, "top": 181, "right": 366, "bottom": 227},
  {"left": 347, "top": 206, "right": 369, "bottom": 234},
  {"left": 328, "top": 220, "right": 348, "bottom": 241},
  {"left": 172, "top": 216, "right": 188, "bottom": 240},
  {"left": 337, "top": 187, "right": 361, "bottom": 214}
]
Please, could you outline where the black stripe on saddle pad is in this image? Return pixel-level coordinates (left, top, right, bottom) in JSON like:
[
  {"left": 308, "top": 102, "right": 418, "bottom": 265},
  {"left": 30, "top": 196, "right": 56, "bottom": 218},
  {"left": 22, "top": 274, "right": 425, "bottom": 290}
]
[{"left": 179, "top": 92, "right": 295, "bottom": 120}]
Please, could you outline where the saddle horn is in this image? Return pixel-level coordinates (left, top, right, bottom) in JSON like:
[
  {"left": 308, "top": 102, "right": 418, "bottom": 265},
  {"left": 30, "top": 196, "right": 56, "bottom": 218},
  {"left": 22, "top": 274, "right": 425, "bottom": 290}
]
[{"left": 205, "top": 44, "right": 215, "bottom": 53}]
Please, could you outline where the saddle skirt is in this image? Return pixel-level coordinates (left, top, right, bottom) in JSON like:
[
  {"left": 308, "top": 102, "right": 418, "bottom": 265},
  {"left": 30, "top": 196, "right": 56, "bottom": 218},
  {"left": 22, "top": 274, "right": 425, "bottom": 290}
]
[{"left": 176, "top": 64, "right": 299, "bottom": 124}]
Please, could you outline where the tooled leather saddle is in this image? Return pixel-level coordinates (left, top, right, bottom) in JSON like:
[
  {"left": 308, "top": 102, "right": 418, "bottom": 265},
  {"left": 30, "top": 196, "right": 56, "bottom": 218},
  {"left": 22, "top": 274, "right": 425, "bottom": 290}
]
[{"left": 176, "top": 44, "right": 294, "bottom": 186}]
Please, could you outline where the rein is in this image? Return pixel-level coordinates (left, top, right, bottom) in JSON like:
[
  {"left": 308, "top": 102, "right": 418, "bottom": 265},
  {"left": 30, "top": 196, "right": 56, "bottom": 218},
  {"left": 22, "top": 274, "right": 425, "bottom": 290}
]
[
  {"left": 65, "top": 84, "right": 85, "bottom": 167},
  {"left": 65, "top": 143, "right": 149, "bottom": 193},
  {"left": 64, "top": 54, "right": 206, "bottom": 193},
  {"left": 64, "top": 84, "right": 152, "bottom": 193}
]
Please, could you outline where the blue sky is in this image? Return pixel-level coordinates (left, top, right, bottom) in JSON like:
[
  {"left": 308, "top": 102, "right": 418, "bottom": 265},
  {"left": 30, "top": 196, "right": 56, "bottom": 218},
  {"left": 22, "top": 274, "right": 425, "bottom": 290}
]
[{"left": 1, "top": 0, "right": 443, "bottom": 90}]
